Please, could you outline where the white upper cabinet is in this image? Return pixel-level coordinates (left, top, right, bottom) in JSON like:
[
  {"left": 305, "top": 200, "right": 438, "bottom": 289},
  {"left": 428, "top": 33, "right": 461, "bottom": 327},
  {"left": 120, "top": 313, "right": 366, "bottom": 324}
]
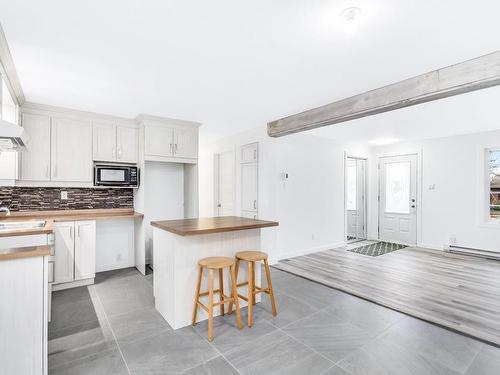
[
  {"left": 173, "top": 127, "right": 198, "bottom": 159},
  {"left": 144, "top": 123, "right": 198, "bottom": 163},
  {"left": 51, "top": 117, "right": 92, "bottom": 182},
  {"left": 20, "top": 113, "right": 51, "bottom": 181},
  {"left": 117, "top": 125, "right": 138, "bottom": 163},
  {"left": 144, "top": 124, "right": 174, "bottom": 158},
  {"left": 93, "top": 122, "right": 138, "bottom": 164},
  {"left": 241, "top": 142, "right": 258, "bottom": 163},
  {"left": 93, "top": 121, "right": 116, "bottom": 162}
]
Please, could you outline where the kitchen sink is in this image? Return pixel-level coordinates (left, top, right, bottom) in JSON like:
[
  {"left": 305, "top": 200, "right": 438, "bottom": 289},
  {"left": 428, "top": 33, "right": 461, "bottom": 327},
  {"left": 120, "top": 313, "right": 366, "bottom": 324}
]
[{"left": 0, "top": 220, "right": 46, "bottom": 231}]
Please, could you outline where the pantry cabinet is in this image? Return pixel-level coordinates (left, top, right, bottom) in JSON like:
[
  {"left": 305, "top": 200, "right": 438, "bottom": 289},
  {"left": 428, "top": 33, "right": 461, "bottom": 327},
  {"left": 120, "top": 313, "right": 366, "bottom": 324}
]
[
  {"left": 93, "top": 122, "right": 138, "bottom": 164},
  {"left": 53, "top": 221, "right": 96, "bottom": 285},
  {"left": 51, "top": 117, "right": 93, "bottom": 182},
  {"left": 19, "top": 113, "right": 51, "bottom": 181}
]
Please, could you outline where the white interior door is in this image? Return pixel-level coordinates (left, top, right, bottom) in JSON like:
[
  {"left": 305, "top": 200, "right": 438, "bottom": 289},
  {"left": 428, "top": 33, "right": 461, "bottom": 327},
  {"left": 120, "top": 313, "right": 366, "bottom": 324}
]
[
  {"left": 214, "top": 151, "right": 235, "bottom": 216},
  {"left": 379, "top": 154, "right": 417, "bottom": 245}
]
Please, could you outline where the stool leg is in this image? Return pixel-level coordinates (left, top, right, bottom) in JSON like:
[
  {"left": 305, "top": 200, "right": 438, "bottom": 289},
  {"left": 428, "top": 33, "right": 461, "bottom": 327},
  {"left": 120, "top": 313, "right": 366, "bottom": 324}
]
[
  {"left": 192, "top": 265, "right": 203, "bottom": 326},
  {"left": 251, "top": 261, "right": 256, "bottom": 306},
  {"left": 247, "top": 261, "right": 254, "bottom": 327},
  {"left": 208, "top": 269, "right": 215, "bottom": 342},
  {"left": 230, "top": 264, "right": 243, "bottom": 329},
  {"left": 218, "top": 268, "right": 225, "bottom": 316},
  {"left": 228, "top": 258, "right": 239, "bottom": 315},
  {"left": 264, "top": 259, "right": 277, "bottom": 316}
]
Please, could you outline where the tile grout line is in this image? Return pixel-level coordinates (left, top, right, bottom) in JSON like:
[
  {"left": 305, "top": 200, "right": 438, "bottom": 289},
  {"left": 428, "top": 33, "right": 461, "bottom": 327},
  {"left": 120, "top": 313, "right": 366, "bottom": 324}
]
[
  {"left": 187, "top": 326, "right": 243, "bottom": 375},
  {"left": 460, "top": 345, "right": 483, "bottom": 375},
  {"left": 90, "top": 285, "right": 133, "bottom": 375}
]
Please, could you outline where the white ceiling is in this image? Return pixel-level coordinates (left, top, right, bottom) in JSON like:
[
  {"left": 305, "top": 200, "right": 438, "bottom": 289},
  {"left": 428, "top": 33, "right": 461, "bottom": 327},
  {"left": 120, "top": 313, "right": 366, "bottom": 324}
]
[{"left": 1, "top": 0, "right": 500, "bottom": 143}]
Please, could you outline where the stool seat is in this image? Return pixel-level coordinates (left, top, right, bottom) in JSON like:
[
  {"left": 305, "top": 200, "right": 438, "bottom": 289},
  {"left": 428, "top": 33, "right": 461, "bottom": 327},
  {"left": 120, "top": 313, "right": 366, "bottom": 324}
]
[
  {"left": 198, "top": 256, "right": 235, "bottom": 269},
  {"left": 235, "top": 251, "right": 268, "bottom": 262}
]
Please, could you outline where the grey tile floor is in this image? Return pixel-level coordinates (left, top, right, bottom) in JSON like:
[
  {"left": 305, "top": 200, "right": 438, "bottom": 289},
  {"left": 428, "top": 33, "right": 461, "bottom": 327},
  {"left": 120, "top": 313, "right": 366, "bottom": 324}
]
[{"left": 48, "top": 266, "right": 500, "bottom": 375}]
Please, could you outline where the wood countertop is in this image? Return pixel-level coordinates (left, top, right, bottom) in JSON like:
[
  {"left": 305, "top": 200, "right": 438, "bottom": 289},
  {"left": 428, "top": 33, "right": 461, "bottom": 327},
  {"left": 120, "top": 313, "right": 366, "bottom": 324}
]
[
  {"left": 0, "top": 245, "right": 52, "bottom": 261},
  {"left": 0, "top": 208, "right": 143, "bottom": 237},
  {"left": 0, "top": 208, "right": 143, "bottom": 221},
  {"left": 151, "top": 216, "right": 279, "bottom": 236}
]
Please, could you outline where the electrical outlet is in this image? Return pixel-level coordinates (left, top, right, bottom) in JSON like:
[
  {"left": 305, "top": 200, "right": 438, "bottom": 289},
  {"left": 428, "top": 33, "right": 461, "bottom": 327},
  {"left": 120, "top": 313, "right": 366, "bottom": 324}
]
[{"left": 61, "top": 191, "right": 68, "bottom": 200}]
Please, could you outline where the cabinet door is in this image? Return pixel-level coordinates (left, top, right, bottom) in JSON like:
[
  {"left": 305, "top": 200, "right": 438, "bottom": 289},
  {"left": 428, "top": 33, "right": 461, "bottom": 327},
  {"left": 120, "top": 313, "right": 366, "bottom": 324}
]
[
  {"left": 145, "top": 125, "right": 173, "bottom": 157},
  {"left": 174, "top": 127, "right": 198, "bottom": 159},
  {"left": 51, "top": 117, "right": 93, "bottom": 182},
  {"left": 117, "top": 125, "right": 138, "bottom": 163},
  {"left": 74, "top": 220, "right": 96, "bottom": 280},
  {"left": 241, "top": 143, "right": 258, "bottom": 163},
  {"left": 93, "top": 122, "right": 117, "bottom": 162},
  {"left": 19, "top": 113, "right": 51, "bottom": 181},
  {"left": 53, "top": 222, "right": 75, "bottom": 284},
  {"left": 241, "top": 163, "right": 258, "bottom": 211}
]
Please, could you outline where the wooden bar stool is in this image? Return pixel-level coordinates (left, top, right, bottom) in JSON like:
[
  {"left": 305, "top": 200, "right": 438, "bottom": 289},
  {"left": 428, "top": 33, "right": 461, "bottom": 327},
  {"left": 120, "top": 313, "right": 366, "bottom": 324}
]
[
  {"left": 228, "top": 251, "right": 277, "bottom": 327},
  {"left": 192, "top": 257, "right": 243, "bottom": 341}
]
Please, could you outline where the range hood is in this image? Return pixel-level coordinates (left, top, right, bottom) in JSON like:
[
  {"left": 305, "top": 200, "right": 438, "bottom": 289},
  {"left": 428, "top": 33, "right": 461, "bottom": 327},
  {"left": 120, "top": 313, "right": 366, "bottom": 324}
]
[{"left": 0, "top": 119, "right": 28, "bottom": 151}]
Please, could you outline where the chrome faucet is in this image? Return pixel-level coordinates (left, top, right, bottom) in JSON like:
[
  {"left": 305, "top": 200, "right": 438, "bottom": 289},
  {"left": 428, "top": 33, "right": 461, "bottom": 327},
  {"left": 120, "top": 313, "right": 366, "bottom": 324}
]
[{"left": 0, "top": 204, "right": 10, "bottom": 216}]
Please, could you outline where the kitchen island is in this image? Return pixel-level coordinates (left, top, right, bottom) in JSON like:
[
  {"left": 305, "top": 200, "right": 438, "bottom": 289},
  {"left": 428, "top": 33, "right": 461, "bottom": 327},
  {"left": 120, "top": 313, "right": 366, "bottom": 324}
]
[{"left": 151, "top": 216, "right": 278, "bottom": 329}]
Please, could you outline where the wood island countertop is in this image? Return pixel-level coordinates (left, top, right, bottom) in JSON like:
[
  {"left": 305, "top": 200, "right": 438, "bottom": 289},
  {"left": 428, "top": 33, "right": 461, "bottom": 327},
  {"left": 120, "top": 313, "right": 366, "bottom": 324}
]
[
  {"left": 151, "top": 216, "right": 279, "bottom": 236},
  {"left": 0, "top": 245, "right": 52, "bottom": 261}
]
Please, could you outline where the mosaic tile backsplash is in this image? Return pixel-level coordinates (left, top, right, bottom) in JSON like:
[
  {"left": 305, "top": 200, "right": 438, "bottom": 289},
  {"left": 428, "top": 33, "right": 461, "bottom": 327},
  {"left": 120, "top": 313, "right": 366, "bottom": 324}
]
[{"left": 0, "top": 187, "right": 134, "bottom": 211}]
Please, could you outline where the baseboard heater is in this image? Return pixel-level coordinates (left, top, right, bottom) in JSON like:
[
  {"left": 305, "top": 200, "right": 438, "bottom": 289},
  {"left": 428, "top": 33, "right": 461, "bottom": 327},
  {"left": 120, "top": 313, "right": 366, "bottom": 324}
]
[{"left": 447, "top": 245, "right": 500, "bottom": 260}]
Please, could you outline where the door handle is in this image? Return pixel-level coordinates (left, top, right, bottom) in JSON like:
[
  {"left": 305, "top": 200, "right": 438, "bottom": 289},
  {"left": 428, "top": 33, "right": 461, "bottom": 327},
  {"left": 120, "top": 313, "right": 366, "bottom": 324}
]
[{"left": 411, "top": 205, "right": 416, "bottom": 208}]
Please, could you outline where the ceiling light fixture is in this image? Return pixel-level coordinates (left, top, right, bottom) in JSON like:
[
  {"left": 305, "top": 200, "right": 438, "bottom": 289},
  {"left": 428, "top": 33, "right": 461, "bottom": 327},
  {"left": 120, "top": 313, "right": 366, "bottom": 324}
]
[{"left": 340, "top": 6, "right": 362, "bottom": 34}]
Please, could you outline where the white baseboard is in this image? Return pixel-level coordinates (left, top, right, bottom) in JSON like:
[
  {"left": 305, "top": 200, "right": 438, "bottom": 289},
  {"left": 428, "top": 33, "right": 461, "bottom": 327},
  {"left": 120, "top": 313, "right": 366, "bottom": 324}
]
[
  {"left": 52, "top": 278, "right": 94, "bottom": 291},
  {"left": 275, "top": 241, "right": 346, "bottom": 262},
  {"left": 416, "top": 242, "right": 445, "bottom": 251},
  {"left": 96, "top": 262, "right": 135, "bottom": 273}
]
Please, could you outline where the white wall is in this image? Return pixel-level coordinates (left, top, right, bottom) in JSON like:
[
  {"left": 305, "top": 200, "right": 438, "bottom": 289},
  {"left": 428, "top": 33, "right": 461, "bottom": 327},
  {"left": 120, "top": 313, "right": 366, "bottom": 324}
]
[
  {"left": 95, "top": 219, "right": 135, "bottom": 272},
  {"left": 199, "top": 127, "right": 372, "bottom": 263},
  {"left": 369, "top": 130, "right": 500, "bottom": 252}
]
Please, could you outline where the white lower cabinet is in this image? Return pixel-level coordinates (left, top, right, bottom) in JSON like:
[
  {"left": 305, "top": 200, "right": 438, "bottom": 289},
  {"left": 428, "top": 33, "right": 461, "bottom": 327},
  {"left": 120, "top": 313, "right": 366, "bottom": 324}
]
[{"left": 53, "top": 220, "right": 96, "bottom": 286}]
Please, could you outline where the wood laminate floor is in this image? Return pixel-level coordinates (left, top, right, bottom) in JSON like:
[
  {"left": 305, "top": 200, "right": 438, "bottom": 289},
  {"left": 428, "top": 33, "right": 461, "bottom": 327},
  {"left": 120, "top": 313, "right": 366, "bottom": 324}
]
[{"left": 274, "top": 241, "right": 500, "bottom": 346}]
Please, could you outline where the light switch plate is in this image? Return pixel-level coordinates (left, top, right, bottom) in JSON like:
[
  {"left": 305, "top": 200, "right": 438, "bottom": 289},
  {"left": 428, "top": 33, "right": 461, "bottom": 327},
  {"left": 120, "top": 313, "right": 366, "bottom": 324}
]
[{"left": 61, "top": 191, "right": 68, "bottom": 200}]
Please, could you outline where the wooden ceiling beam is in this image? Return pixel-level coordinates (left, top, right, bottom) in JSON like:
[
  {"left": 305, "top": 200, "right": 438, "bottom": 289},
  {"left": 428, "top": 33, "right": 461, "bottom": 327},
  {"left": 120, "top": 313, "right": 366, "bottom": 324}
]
[{"left": 267, "top": 51, "right": 500, "bottom": 137}]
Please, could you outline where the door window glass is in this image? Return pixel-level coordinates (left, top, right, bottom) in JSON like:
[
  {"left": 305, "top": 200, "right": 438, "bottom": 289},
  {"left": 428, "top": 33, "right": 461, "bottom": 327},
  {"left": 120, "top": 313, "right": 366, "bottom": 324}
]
[{"left": 385, "top": 161, "right": 410, "bottom": 214}]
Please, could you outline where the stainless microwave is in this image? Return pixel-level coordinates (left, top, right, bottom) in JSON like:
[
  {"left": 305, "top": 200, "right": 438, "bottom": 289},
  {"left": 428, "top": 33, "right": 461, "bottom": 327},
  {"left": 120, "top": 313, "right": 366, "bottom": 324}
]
[{"left": 94, "top": 164, "right": 139, "bottom": 187}]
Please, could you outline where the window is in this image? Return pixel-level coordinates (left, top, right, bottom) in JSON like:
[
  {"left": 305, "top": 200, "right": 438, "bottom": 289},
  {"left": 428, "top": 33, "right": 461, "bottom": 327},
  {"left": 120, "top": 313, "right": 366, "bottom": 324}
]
[{"left": 489, "top": 149, "right": 500, "bottom": 220}]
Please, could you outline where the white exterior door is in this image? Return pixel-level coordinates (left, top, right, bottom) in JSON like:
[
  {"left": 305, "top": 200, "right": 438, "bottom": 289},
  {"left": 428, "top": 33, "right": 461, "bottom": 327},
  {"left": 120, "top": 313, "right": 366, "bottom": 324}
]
[
  {"left": 214, "top": 151, "right": 235, "bottom": 216},
  {"left": 74, "top": 221, "right": 96, "bottom": 280},
  {"left": 379, "top": 154, "right": 417, "bottom": 245}
]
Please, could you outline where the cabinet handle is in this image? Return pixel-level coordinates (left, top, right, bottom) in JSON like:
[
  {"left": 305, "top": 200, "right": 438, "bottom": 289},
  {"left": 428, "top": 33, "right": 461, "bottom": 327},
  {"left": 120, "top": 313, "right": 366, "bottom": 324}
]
[
  {"left": 45, "top": 165, "right": 49, "bottom": 177},
  {"left": 69, "top": 226, "right": 73, "bottom": 239},
  {"left": 53, "top": 165, "right": 57, "bottom": 177},
  {"left": 118, "top": 148, "right": 122, "bottom": 158},
  {"left": 254, "top": 150, "right": 257, "bottom": 160},
  {"left": 253, "top": 200, "right": 257, "bottom": 209},
  {"left": 175, "top": 144, "right": 178, "bottom": 154},
  {"left": 170, "top": 144, "right": 173, "bottom": 154},
  {"left": 112, "top": 148, "right": 116, "bottom": 158}
]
